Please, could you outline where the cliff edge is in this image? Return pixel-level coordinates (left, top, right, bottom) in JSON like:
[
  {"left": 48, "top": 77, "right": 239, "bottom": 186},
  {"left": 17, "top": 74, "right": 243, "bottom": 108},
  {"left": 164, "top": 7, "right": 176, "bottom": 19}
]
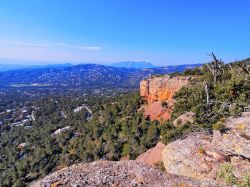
[{"left": 140, "top": 75, "right": 190, "bottom": 121}]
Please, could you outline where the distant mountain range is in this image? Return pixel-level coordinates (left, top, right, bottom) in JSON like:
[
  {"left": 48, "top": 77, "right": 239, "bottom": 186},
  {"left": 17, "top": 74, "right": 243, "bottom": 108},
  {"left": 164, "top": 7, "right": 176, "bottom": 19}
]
[
  {"left": 0, "top": 61, "right": 156, "bottom": 72},
  {"left": 110, "top": 61, "right": 157, "bottom": 69},
  {"left": 0, "top": 63, "right": 72, "bottom": 72},
  {"left": 0, "top": 63, "right": 201, "bottom": 88}
]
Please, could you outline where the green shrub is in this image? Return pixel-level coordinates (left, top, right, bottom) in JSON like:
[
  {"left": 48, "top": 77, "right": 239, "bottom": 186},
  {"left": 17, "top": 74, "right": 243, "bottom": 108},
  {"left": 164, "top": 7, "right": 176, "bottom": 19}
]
[
  {"left": 212, "top": 121, "right": 226, "bottom": 132},
  {"left": 154, "top": 161, "right": 166, "bottom": 172}
]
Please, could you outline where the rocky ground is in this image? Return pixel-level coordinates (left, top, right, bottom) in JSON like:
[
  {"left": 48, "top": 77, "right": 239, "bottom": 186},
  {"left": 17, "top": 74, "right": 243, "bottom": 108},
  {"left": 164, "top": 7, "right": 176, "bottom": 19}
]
[
  {"left": 163, "top": 113, "right": 250, "bottom": 183},
  {"left": 32, "top": 160, "right": 223, "bottom": 187}
]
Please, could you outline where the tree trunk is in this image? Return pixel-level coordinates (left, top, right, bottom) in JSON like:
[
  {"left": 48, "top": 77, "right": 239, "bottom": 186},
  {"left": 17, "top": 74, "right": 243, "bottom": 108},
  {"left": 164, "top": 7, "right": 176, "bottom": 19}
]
[{"left": 205, "top": 83, "right": 210, "bottom": 105}]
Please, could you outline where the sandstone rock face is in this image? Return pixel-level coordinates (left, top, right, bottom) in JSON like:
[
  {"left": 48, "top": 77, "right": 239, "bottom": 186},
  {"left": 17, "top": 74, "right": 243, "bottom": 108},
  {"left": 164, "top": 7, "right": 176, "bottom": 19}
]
[
  {"left": 136, "top": 142, "right": 165, "bottom": 166},
  {"left": 162, "top": 115, "right": 250, "bottom": 182},
  {"left": 140, "top": 75, "right": 190, "bottom": 121},
  {"left": 143, "top": 101, "right": 173, "bottom": 121},
  {"left": 32, "top": 160, "right": 223, "bottom": 187},
  {"left": 140, "top": 75, "right": 190, "bottom": 104}
]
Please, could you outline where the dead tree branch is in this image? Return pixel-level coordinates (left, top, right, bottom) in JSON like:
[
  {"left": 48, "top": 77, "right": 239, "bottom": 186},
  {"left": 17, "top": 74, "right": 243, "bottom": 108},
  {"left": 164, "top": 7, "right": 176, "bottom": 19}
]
[
  {"left": 237, "top": 62, "right": 249, "bottom": 75},
  {"left": 206, "top": 52, "right": 224, "bottom": 84}
]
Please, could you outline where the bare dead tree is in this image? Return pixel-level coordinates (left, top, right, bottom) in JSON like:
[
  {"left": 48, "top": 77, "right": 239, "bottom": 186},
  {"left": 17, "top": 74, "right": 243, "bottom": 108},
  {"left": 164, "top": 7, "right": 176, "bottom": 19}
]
[
  {"left": 206, "top": 52, "right": 224, "bottom": 84},
  {"left": 237, "top": 61, "right": 250, "bottom": 75},
  {"left": 229, "top": 64, "right": 233, "bottom": 72}
]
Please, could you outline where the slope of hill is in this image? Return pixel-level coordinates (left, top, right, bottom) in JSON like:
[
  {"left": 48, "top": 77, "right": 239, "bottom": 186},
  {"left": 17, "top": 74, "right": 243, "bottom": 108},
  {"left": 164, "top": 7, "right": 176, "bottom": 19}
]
[{"left": 0, "top": 63, "right": 201, "bottom": 88}]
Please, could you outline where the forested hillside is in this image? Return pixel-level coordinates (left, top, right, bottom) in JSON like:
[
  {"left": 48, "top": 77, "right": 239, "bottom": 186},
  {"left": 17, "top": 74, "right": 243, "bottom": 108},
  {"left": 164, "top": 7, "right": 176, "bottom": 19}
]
[{"left": 0, "top": 93, "right": 160, "bottom": 186}]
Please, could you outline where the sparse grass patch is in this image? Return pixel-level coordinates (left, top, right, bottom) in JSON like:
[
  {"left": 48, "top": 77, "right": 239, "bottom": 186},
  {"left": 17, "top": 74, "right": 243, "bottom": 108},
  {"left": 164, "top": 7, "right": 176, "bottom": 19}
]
[{"left": 217, "top": 163, "right": 237, "bottom": 185}]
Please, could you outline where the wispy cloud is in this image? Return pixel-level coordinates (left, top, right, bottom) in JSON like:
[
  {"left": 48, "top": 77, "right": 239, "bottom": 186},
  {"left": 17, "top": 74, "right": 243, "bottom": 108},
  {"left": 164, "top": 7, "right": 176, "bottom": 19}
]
[{"left": 0, "top": 39, "right": 102, "bottom": 51}]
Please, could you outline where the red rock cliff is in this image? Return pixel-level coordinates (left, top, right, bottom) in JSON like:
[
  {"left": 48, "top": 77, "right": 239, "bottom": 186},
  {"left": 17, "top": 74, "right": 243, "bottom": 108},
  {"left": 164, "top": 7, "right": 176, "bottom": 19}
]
[
  {"left": 140, "top": 75, "right": 190, "bottom": 104},
  {"left": 140, "top": 75, "right": 190, "bottom": 121}
]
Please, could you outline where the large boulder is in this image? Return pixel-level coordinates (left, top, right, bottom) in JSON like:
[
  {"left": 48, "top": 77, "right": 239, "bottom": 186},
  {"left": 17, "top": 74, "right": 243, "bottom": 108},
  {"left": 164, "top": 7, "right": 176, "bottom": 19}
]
[
  {"left": 136, "top": 142, "right": 166, "bottom": 166},
  {"left": 162, "top": 115, "right": 250, "bottom": 183},
  {"left": 162, "top": 133, "right": 224, "bottom": 180},
  {"left": 212, "top": 116, "right": 250, "bottom": 158}
]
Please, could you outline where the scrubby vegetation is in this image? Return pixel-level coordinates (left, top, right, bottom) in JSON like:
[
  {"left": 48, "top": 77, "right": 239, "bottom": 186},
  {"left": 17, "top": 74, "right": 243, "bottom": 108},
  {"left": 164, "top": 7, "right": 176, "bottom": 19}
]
[
  {"left": 161, "top": 55, "right": 250, "bottom": 144},
  {"left": 218, "top": 163, "right": 250, "bottom": 186}
]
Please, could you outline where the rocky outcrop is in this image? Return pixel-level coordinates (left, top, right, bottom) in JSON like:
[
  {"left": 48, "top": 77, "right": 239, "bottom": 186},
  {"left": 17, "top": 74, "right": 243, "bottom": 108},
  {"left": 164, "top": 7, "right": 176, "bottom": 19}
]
[
  {"left": 212, "top": 115, "right": 250, "bottom": 159},
  {"left": 136, "top": 142, "right": 165, "bottom": 166},
  {"left": 32, "top": 160, "right": 223, "bottom": 187},
  {"left": 140, "top": 75, "right": 190, "bottom": 122},
  {"left": 17, "top": 142, "right": 28, "bottom": 150},
  {"left": 173, "top": 111, "right": 195, "bottom": 126},
  {"left": 52, "top": 126, "right": 71, "bottom": 136},
  {"left": 140, "top": 75, "right": 190, "bottom": 104},
  {"left": 162, "top": 114, "right": 250, "bottom": 183},
  {"left": 143, "top": 101, "right": 173, "bottom": 121}
]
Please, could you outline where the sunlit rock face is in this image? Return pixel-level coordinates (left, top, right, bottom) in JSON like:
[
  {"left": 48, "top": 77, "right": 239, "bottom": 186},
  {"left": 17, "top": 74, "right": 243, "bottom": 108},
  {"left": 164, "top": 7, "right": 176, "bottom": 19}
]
[
  {"left": 162, "top": 115, "right": 250, "bottom": 183},
  {"left": 140, "top": 75, "right": 191, "bottom": 121},
  {"left": 140, "top": 75, "right": 190, "bottom": 103},
  {"left": 136, "top": 142, "right": 166, "bottom": 166}
]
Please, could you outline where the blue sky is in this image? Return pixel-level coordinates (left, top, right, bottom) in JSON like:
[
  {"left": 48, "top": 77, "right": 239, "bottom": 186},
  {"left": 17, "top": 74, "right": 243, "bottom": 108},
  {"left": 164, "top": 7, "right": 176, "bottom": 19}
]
[{"left": 0, "top": 0, "right": 249, "bottom": 65}]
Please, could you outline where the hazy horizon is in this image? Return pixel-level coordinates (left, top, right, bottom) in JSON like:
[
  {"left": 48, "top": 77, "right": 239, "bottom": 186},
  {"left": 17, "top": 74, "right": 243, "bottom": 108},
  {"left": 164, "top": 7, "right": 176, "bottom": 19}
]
[
  {"left": 0, "top": 1, "right": 249, "bottom": 65},
  {"left": 0, "top": 57, "right": 204, "bottom": 66}
]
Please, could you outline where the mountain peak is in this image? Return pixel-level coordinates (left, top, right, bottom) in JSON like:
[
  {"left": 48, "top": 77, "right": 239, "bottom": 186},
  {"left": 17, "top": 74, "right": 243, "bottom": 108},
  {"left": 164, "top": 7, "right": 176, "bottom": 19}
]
[{"left": 110, "top": 61, "right": 157, "bottom": 69}]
